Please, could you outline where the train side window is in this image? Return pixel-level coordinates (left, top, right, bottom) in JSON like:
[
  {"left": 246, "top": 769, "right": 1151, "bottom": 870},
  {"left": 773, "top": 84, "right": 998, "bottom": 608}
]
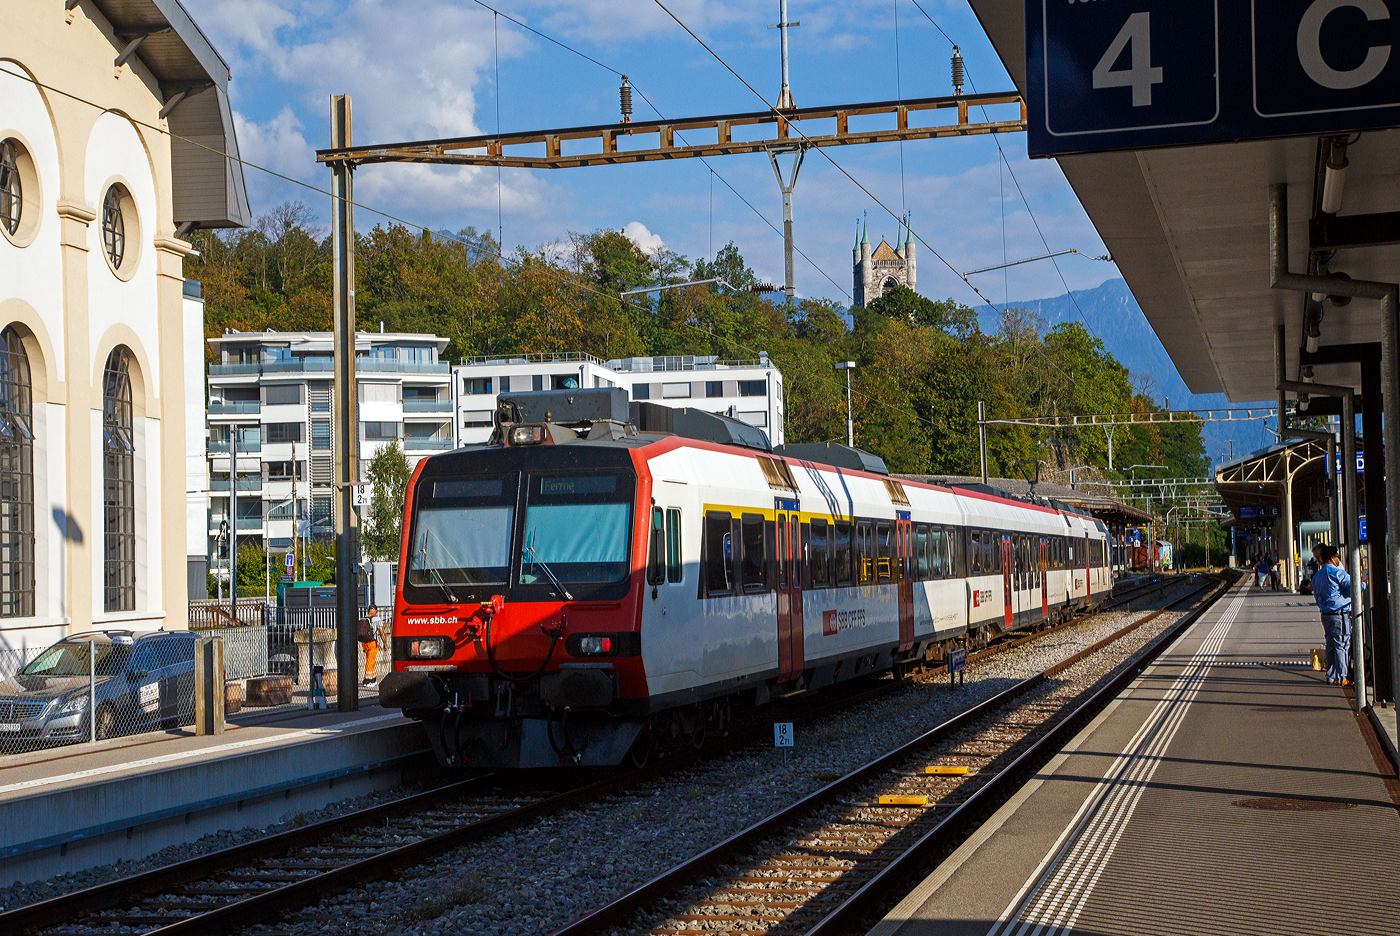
[
  {"left": 665, "top": 509, "right": 682, "bottom": 583},
  {"left": 834, "top": 522, "right": 853, "bottom": 586},
  {"left": 741, "top": 514, "right": 767, "bottom": 593},
  {"left": 856, "top": 521, "right": 873, "bottom": 584},
  {"left": 970, "top": 531, "right": 981, "bottom": 574},
  {"left": 990, "top": 533, "right": 1001, "bottom": 574},
  {"left": 946, "top": 527, "right": 958, "bottom": 578},
  {"left": 914, "top": 525, "right": 930, "bottom": 580},
  {"left": 810, "top": 519, "right": 830, "bottom": 587},
  {"left": 703, "top": 511, "right": 733, "bottom": 595},
  {"left": 647, "top": 507, "right": 666, "bottom": 586},
  {"left": 929, "top": 526, "right": 944, "bottom": 578},
  {"left": 876, "top": 521, "right": 892, "bottom": 582}
]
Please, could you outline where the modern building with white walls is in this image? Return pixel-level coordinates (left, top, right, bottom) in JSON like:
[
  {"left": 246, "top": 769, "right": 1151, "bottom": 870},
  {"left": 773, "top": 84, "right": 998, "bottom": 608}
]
[
  {"left": 1, "top": 2, "right": 248, "bottom": 650},
  {"left": 455, "top": 353, "right": 785, "bottom": 446},
  {"left": 204, "top": 331, "right": 452, "bottom": 584}
]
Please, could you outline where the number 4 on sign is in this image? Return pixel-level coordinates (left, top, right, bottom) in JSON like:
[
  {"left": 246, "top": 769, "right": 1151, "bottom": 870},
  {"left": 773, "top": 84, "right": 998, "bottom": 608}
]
[{"left": 1093, "top": 12, "right": 1163, "bottom": 107}]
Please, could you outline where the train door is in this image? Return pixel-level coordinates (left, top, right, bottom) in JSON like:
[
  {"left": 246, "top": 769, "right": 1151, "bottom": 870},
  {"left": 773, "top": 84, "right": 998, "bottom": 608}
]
[
  {"left": 896, "top": 511, "right": 914, "bottom": 650},
  {"left": 775, "top": 498, "right": 804, "bottom": 683},
  {"left": 1001, "top": 535, "right": 1014, "bottom": 629},
  {"left": 1040, "top": 538, "right": 1049, "bottom": 618},
  {"left": 1084, "top": 533, "right": 1092, "bottom": 602}
]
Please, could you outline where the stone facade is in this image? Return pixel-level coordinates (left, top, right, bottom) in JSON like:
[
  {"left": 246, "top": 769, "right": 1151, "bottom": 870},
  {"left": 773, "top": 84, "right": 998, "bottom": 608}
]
[{"left": 852, "top": 217, "right": 917, "bottom": 308}]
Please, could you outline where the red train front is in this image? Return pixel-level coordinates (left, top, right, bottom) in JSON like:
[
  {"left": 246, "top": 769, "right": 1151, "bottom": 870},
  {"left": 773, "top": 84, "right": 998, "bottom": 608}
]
[{"left": 380, "top": 391, "right": 657, "bottom": 768}]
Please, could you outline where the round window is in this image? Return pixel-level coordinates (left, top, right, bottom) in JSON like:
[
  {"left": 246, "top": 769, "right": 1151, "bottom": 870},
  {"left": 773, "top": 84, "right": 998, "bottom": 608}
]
[
  {"left": 0, "top": 140, "right": 21, "bottom": 236},
  {"left": 102, "top": 185, "right": 126, "bottom": 270},
  {"left": 0, "top": 137, "right": 41, "bottom": 248}
]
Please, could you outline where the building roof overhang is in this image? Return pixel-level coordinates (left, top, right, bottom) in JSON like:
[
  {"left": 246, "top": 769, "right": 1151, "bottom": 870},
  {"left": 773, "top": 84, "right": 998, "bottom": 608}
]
[
  {"left": 90, "top": 0, "right": 250, "bottom": 230},
  {"left": 966, "top": 0, "right": 1399, "bottom": 403}
]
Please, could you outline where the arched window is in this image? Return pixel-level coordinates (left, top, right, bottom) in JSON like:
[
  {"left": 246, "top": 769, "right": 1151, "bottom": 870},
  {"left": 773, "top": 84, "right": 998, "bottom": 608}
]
[
  {"left": 103, "top": 347, "right": 135, "bottom": 611},
  {"left": 880, "top": 277, "right": 899, "bottom": 297},
  {"left": 0, "top": 327, "right": 34, "bottom": 617}
]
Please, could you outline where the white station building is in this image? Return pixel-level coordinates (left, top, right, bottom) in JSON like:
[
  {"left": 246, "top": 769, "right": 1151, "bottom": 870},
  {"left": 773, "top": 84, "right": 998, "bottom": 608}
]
[
  {"left": 454, "top": 353, "right": 786, "bottom": 447},
  {"left": 3, "top": 1, "right": 248, "bottom": 650}
]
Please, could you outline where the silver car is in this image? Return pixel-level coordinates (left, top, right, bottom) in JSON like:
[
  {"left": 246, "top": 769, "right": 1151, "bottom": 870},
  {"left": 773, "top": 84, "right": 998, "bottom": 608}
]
[{"left": 0, "top": 630, "right": 197, "bottom": 745}]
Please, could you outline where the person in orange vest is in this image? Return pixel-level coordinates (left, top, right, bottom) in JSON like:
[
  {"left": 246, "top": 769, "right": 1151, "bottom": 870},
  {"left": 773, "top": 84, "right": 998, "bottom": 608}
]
[{"left": 358, "top": 607, "right": 382, "bottom": 688}]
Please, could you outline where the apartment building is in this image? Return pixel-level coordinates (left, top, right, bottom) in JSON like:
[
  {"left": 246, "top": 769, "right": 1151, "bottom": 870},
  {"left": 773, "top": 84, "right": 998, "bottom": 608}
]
[
  {"left": 455, "top": 352, "right": 785, "bottom": 446},
  {"left": 205, "top": 331, "right": 452, "bottom": 576}
]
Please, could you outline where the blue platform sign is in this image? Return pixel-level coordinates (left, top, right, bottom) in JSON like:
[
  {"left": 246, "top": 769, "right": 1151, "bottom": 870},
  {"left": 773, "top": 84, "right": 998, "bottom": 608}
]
[{"left": 1028, "top": 1, "right": 1400, "bottom": 156}]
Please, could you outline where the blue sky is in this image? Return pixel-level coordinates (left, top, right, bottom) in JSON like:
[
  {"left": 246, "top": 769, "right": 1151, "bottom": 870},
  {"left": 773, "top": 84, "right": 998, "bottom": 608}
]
[{"left": 185, "top": 0, "right": 1120, "bottom": 306}]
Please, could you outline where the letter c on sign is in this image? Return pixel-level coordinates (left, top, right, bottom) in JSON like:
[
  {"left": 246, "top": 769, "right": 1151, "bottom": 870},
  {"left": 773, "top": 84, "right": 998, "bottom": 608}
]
[{"left": 1298, "top": 0, "right": 1392, "bottom": 90}]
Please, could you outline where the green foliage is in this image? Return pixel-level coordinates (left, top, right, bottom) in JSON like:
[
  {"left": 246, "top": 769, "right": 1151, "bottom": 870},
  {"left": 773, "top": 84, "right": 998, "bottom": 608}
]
[
  {"left": 188, "top": 207, "right": 1207, "bottom": 488},
  {"left": 362, "top": 440, "right": 413, "bottom": 561}
]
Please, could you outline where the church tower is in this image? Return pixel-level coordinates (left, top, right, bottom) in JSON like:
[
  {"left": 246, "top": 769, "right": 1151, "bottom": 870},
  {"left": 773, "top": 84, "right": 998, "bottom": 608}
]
[{"left": 853, "top": 212, "right": 916, "bottom": 307}]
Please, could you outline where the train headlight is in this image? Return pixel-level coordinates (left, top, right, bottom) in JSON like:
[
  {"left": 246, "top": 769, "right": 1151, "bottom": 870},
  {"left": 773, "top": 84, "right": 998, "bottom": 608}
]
[
  {"left": 576, "top": 636, "right": 612, "bottom": 656},
  {"left": 409, "top": 637, "right": 450, "bottom": 659},
  {"left": 510, "top": 425, "right": 545, "bottom": 446}
]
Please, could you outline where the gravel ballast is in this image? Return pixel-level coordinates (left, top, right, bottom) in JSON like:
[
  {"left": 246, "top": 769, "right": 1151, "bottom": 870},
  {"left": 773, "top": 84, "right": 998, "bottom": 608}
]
[{"left": 254, "top": 581, "right": 1213, "bottom": 936}]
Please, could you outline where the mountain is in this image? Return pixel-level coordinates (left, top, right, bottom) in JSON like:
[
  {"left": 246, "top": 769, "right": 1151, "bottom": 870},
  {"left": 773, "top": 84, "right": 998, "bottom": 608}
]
[{"left": 975, "top": 278, "right": 1275, "bottom": 467}]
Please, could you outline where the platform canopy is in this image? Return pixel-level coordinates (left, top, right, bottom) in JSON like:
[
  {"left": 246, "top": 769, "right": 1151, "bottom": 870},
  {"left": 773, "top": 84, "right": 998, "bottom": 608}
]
[{"left": 967, "top": 0, "right": 1400, "bottom": 402}]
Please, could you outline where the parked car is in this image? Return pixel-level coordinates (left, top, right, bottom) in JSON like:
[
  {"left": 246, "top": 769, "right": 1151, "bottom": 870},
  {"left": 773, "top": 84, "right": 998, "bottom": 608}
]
[{"left": 0, "top": 630, "right": 197, "bottom": 745}]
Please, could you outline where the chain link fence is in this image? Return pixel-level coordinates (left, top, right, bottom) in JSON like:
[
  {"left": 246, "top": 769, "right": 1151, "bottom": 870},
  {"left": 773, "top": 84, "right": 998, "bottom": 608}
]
[
  {"left": 0, "top": 604, "right": 393, "bottom": 759},
  {"left": 0, "top": 634, "right": 198, "bottom": 757}
]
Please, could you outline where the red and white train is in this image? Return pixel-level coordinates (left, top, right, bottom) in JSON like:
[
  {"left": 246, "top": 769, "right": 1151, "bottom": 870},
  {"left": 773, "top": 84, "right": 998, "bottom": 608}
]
[{"left": 380, "top": 390, "right": 1112, "bottom": 768}]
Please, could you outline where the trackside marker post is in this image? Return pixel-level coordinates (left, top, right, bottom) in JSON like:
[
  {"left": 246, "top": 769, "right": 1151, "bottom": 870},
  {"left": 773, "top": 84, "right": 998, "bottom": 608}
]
[
  {"left": 947, "top": 647, "right": 967, "bottom": 687},
  {"left": 775, "top": 722, "right": 793, "bottom": 763}
]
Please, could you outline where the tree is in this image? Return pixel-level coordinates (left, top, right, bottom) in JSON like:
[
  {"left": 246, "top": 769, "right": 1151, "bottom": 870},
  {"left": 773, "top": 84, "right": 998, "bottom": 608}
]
[{"left": 362, "top": 441, "right": 412, "bottom": 561}]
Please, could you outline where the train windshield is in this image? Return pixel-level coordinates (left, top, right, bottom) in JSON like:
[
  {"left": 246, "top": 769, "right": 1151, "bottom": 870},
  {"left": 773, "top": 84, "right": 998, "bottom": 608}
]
[
  {"left": 519, "top": 473, "right": 632, "bottom": 585},
  {"left": 408, "top": 476, "right": 516, "bottom": 586}
]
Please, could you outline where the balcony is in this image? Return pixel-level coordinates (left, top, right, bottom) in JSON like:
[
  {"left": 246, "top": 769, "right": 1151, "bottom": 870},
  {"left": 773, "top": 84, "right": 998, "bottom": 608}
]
[
  {"left": 265, "top": 358, "right": 333, "bottom": 374},
  {"left": 209, "top": 516, "right": 265, "bottom": 533},
  {"left": 404, "top": 437, "right": 455, "bottom": 451},
  {"left": 208, "top": 401, "right": 261, "bottom": 416},
  {"left": 358, "top": 359, "right": 449, "bottom": 374},
  {"left": 403, "top": 399, "right": 452, "bottom": 413},
  {"left": 207, "top": 440, "right": 262, "bottom": 454},
  {"left": 208, "top": 362, "right": 260, "bottom": 376},
  {"left": 210, "top": 476, "right": 263, "bottom": 493},
  {"left": 210, "top": 359, "right": 450, "bottom": 377}
]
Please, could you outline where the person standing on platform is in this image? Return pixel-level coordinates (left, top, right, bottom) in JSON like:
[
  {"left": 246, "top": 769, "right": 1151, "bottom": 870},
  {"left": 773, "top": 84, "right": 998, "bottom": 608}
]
[
  {"left": 1311, "top": 544, "right": 1352, "bottom": 685},
  {"left": 1269, "top": 553, "right": 1281, "bottom": 590},
  {"left": 358, "top": 606, "right": 382, "bottom": 688},
  {"left": 1256, "top": 554, "right": 1270, "bottom": 589}
]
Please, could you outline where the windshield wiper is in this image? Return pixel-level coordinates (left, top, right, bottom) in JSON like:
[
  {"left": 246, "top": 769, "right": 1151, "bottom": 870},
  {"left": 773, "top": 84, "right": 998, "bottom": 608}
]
[
  {"left": 417, "top": 533, "right": 460, "bottom": 604},
  {"left": 523, "top": 536, "right": 574, "bottom": 601}
]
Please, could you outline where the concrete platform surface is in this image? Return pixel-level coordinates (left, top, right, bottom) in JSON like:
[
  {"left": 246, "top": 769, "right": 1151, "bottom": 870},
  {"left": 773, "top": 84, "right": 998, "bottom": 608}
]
[
  {"left": 872, "top": 578, "right": 1400, "bottom": 936},
  {"left": 0, "top": 704, "right": 432, "bottom": 884}
]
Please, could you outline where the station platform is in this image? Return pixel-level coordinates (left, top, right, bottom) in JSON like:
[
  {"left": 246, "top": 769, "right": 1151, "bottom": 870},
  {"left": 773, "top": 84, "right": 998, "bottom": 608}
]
[
  {"left": 872, "top": 578, "right": 1400, "bottom": 936},
  {"left": 0, "top": 695, "right": 433, "bottom": 885}
]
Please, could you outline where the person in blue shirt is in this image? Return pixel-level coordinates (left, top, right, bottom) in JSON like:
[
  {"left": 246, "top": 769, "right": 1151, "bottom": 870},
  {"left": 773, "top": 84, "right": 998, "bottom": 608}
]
[{"left": 1311, "top": 544, "right": 1352, "bottom": 685}]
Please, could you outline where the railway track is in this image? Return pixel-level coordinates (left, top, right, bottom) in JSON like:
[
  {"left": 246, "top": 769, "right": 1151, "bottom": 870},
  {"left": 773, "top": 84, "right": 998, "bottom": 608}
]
[
  {"left": 547, "top": 574, "right": 1229, "bottom": 936},
  {"left": 0, "top": 575, "right": 1190, "bottom": 936}
]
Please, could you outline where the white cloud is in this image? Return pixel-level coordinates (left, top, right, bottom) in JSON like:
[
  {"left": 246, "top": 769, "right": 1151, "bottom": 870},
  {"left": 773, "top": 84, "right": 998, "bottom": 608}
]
[{"left": 623, "top": 221, "right": 665, "bottom": 255}]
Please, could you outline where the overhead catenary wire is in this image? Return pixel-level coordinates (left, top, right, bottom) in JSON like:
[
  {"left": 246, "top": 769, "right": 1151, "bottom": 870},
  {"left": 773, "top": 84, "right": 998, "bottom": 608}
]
[
  {"left": 465, "top": 0, "right": 850, "bottom": 299},
  {"left": 905, "top": 0, "right": 1108, "bottom": 344},
  {"left": 647, "top": 0, "right": 999, "bottom": 310},
  {"left": 0, "top": 62, "right": 935, "bottom": 434}
]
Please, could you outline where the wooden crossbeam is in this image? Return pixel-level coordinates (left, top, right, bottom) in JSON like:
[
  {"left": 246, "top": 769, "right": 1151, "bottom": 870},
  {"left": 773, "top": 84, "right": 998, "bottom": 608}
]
[{"left": 315, "top": 92, "right": 1025, "bottom": 169}]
